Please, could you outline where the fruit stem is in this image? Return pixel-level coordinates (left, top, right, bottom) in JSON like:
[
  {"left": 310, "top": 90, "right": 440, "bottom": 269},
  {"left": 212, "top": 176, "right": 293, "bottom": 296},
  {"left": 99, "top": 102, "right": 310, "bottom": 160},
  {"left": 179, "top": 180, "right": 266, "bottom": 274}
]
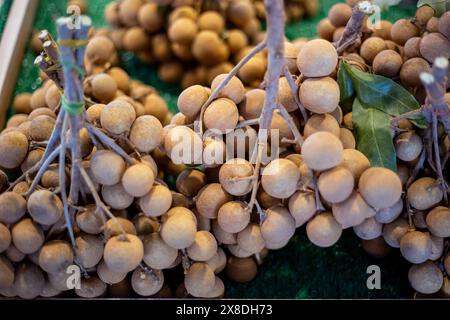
[
  {"left": 277, "top": 104, "right": 304, "bottom": 146},
  {"left": 283, "top": 66, "right": 308, "bottom": 121},
  {"left": 334, "top": 1, "right": 373, "bottom": 55}
]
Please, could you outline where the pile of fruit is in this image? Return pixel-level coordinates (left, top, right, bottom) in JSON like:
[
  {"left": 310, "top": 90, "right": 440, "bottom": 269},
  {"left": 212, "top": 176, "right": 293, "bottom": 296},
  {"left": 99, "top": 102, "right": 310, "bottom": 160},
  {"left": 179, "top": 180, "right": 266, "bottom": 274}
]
[
  {"left": 102, "top": 0, "right": 317, "bottom": 88},
  {"left": 0, "top": 0, "right": 449, "bottom": 299}
]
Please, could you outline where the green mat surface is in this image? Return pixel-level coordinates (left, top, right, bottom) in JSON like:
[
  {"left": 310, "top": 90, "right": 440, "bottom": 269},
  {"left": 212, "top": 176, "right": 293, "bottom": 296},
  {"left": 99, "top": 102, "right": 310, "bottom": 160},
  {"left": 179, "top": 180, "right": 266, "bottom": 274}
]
[{"left": 0, "top": 0, "right": 419, "bottom": 298}]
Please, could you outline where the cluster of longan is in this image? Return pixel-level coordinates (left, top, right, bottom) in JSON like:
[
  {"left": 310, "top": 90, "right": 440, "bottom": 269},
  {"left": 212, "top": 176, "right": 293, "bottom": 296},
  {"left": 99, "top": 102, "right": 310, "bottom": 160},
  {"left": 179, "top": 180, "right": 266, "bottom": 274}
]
[
  {"left": 0, "top": 34, "right": 191, "bottom": 298},
  {"left": 315, "top": 1, "right": 450, "bottom": 298},
  {"left": 318, "top": 2, "right": 450, "bottom": 101},
  {"left": 102, "top": 0, "right": 273, "bottom": 88}
]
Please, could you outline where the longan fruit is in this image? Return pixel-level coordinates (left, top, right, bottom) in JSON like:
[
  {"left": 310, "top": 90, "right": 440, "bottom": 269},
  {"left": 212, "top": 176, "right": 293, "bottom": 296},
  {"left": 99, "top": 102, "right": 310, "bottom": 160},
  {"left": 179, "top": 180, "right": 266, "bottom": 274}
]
[
  {"left": 143, "top": 233, "right": 178, "bottom": 269},
  {"left": 257, "top": 187, "right": 281, "bottom": 210},
  {"left": 85, "top": 36, "right": 115, "bottom": 64},
  {"left": 28, "top": 107, "right": 56, "bottom": 120},
  {"left": 90, "top": 150, "right": 126, "bottom": 186},
  {"left": 288, "top": 191, "right": 316, "bottom": 227},
  {"left": 97, "top": 259, "right": 127, "bottom": 284},
  {"left": 238, "top": 56, "right": 266, "bottom": 85},
  {"left": 371, "top": 20, "right": 393, "bottom": 40},
  {"left": 38, "top": 240, "right": 74, "bottom": 274},
  {"left": 202, "top": 276, "right": 225, "bottom": 298},
  {"left": 137, "top": 3, "right": 163, "bottom": 33},
  {"left": 160, "top": 207, "right": 197, "bottom": 249},
  {"left": 438, "top": 11, "right": 450, "bottom": 39},
  {"left": 419, "top": 33, "right": 450, "bottom": 63},
  {"left": 139, "top": 184, "right": 172, "bottom": 217},
  {"left": 0, "top": 223, "right": 10, "bottom": 253},
  {"left": 133, "top": 213, "right": 160, "bottom": 238},
  {"left": 104, "top": 234, "right": 144, "bottom": 273},
  {"left": 360, "top": 37, "right": 387, "bottom": 64},
  {"left": 11, "top": 181, "right": 29, "bottom": 196},
  {"left": 212, "top": 220, "right": 237, "bottom": 245},
  {"left": 211, "top": 74, "right": 245, "bottom": 104},
  {"left": 429, "top": 234, "right": 443, "bottom": 261},
  {"left": 102, "top": 184, "right": 134, "bottom": 210},
  {"left": 11, "top": 218, "right": 44, "bottom": 255},
  {"left": 426, "top": 206, "right": 450, "bottom": 238},
  {"left": 198, "top": 11, "right": 224, "bottom": 33},
  {"left": 0, "top": 192, "right": 26, "bottom": 225},
  {"left": 318, "top": 166, "right": 354, "bottom": 204},
  {"left": 300, "top": 77, "right": 340, "bottom": 114},
  {"left": 75, "top": 205, "right": 103, "bottom": 235},
  {"left": 196, "top": 183, "right": 233, "bottom": 219},
  {"left": 7, "top": 114, "right": 28, "bottom": 128},
  {"left": 339, "top": 127, "right": 355, "bottom": 149},
  {"left": 100, "top": 99, "right": 136, "bottom": 135},
  {"left": 75, "top": 276, "right": 107, "bottom": 298},
  {"left": 407, "top": 177, "right": 443, "bottom": 211},
  {"left": 192, "top": 31, "right": 227, "bottom": 66},
  {"left": 13, "top": 262, "right": 44, "bottom": 299},
  {"left": 217, "top": 201, "right": 250, "bottom": 234},
  {"left": 226, "top": 29, "right": 248, "bottom": 54},
  {"left": 391, "top": 19, "right": 420, "bottom": 45},
  {"left": 340, "top": 149, "right": 369, "bottom": 183},
  {"left": 118, "top": 0, "right": 141, "bottom": 27},
  {"left": 104, "top": 217, "right": 137, "bottom": 240},
  {"left": 415, "top": 5, "right": 434, "bottom": 27},
  {"left": 227, "top": 243, "right": 252, "bottom": 258},
  {"left": 131, "top": 267, "right": 164, "bottom": 297},
  {"left": 227, "top": 0, "right": 255, "bottom": 27},
  {"left": 12, "top": 93, "right": 32, "bottom": 114},
  {"left": 409, "top": 261, "right": 443, "bottom": 294},
  {"left": 142, "top": 94, "right": 168, "bottom": 123},
  {"left": 29, "top": 87, "right": 47, "bottom": 110},
  {"left": 129, "top": 115, "right": 163, "bottom": 153},
  {"left": 91, "top": 73, "right": 118, "bottom": 104},
  {"left": 306, "top": 212, "right": 342, "bottom": 248},
  {"left": 297, "top": 39, "right": 338, "bottom": 77},
  {"left": 177, "top": 85, "right": 209, "bottom": 118},
  {"left": 226, "top": 256, "right": 257, "bottom": 283},
  {"left": 301, "top": 131, "right": 344, "bottom": 171},
  {"left": 204, "top": 98, "right": 239, "bottom": 133},
  {"left": 6, "top": 244, "right": 25, "bottom": 262},
  {"left": 0, "top": 131, "right": 29, "bottom": 169},
  {"left": 219, "top": 158, "right": 254, "bottom": 196},
  {"left": 261, "top": 205, "right": 296, "bottom": 250},
  {"left": 187, "top": 231, "right": 217, "bottom": 262},
  {"left": 27, "top": 190, "right": 63, "bottom": 225},
  {"left": 175, "top": 169, "right": 206, "bottom": 197},
  {"left": 44, "top": 83, "right": 61, "bottom": 110},
  {"left": 328, "top": 3, "right": 352, "bottom": 27},
  {"left": 164, "top": 126, "right": 203, "bottom": 165},
  {"left": 30, "top": 115, "right": 55, "bottom": 141},
  {"left": 400, "top": 231, "right": 432, "bottom": 264},
  {"left": 375, "top": 198, "right": 403, "bottom": 224},
  {"left": 332, "top": 26, "right": 345, "bottom": 42},
  {"left": 382, "top": 217, "right": 409, "bottom": 248},
  {"left": 121, "top": 163, "right": 155, "bottom": 198},
  {"left": 184, "top": 262, "right": 215, "bottom": 298},
  {"left": 361, "top": 237, "right": 392, "bottom": 259},
  {"left": 123, "top": 27, "right": 150, "bottom": 52},
  {"left": 353, "top": 217, "right": 383, "bottom": 240},
  {"left": 151, "top": 33, "right": 173, "bottom": 63},
  {"left": 237, "top": 223, "right": 265, "bottom": 254},
  {"left": 20, "top": 149, "right": 43, "bottom": 173},
  {"left": 107, "top": 68, "right": 130, "bottom": 94},
  {"left": 168, "top": 17, "right": 198, "bottom": 45},
  {"left": 206, "top": 247, "right": 227, "bottom": 274},
  {"left": 332, "top": 191, "right": 375, "bottom": 229},
  {"left": 304, "top": 113, "right": 340, "bottom": 139},
  {"left": 359, "top": 167, "right": 402, "bottom": 209},
  {"left": 372, "top": 49, "right": 403, "bottom": 77},
  {"left": 275, "top": 77, "right": 296, "bottom": 112},
  {"left": 317, "top": 18, "right": 336, "bottom": 41},
  {"left": 403, "top": 37, "right": 421, "bottom": 59},
  {"left": 261, "top": 159, "right": 300, "bottom": 199},
  {"left": 75, "top": 234, "right": 104, "bottom": 269},
  {"left": 395, "top": 131, "right": 423, "bottom": 162}
]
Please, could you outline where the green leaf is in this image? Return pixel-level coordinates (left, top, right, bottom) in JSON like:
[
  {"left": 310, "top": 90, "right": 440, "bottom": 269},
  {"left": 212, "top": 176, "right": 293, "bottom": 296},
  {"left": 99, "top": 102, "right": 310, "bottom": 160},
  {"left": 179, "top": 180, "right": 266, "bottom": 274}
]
[
  {"left": 337, "top": 62, "right": 355, "bottom": 113},
  {"left": 342, "top": 62, "right": 426, "bottom": 128},
  {"left": 352, "top": 98, "right": 397, "bottom": 172},
  {"left": 417, "top": 0, "right": 446, "bottom": 16}
]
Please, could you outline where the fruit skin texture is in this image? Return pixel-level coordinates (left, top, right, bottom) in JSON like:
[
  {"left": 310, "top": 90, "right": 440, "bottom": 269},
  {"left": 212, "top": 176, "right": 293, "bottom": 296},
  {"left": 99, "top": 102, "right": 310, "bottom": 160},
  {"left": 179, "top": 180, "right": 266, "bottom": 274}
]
[
  {"left": 139, "top": 184, "right": 172, "bottom": 218},
  {"left": 400, "top": 57, "right": 431, "bottom": 88},
  {"left": 38, "top": 240, "right": 74, "bottom": 274},
  {"left": 122, "top": 163, "right": 155, "bottom": 197},
  {"left": 129, "top": 115, "right": 163, "bottom": 153},
  {"left": 301, "top": 131, "right": 344, "bottom": 171},
  {"left": 0, "top": 255, "right": 14, "bottom": 289},
  {"left": 288, "top": 191, "right": 316, "bottom": 227},
  {"left": 211, "top": 74, "right": 245, "bottom": 104},
  {"left": 360, "top": 37, "right": 386, "bottom": 64},
  {"left": 306, "top": 212, "right": 342, "bottom": 248},
  {"left": 390, "top": 19, "right": 420, "bottom": 45},
  {"left": 296, "top": 39, "right": 338, "bottom": 77},
  {"left": 187, "top": 230, "right": 218, "bottom": 262},
  {"left": 219, "top": 158, "right": 254, "bottom": 196},
  {"left": 299, "top": 77, "right": 340, "bottom": 114},
  {"left": 407, "top": 177, "right": 443, "bottom": 210},
  {"left": 160, "top": 207, "right": 197, "bottom": 249},
  {"left": 400, "top": 231, "right": 432, "bottom": 264},
  {"left": 261, "top": 205, "right": 296, "bottom": 250},
  {"left": 0, "top": 192, "right": 27, "bottom": 224},
  {"left": 425, "top": 207, "right": 450, "bottom": 238},
  {"left": 408, "top": 261, "right": 443, "bottom": 294},
  {"left": 226, "top": 257, "right": 257, "bottom": 283},
  {"left": 11, "top": 218, "right": 44, "bottom": 254},
  {"left": 217, "top": 201, "right": 250, "bottom": 234},
  {"left": 100, "top": 100, "right": 136, "bottom": 135},
  {"left": 332, "top": 192, "right": 376, "bottom": 229},
  {"left": 358, "top": 167, "right": 402, "bottom": 209},
  {"left": 177, "top": 85, "right": 209, "bottom": 118},
  {"left": 395, "top": 131, "right": 423, "bottom": 162},
  {"left": 372, "top": 50, "right": 403, "bottom": 77},
  {"left": 318, "top": 166, "right": 354, "bottom": 204},
  {"left": 131, "top": 267, "right": 164, "bottom": 297},
  {"left": 261, "top": 159, "right": 300, "bottom": 199},
  {"left": 382, "top": 218, "right": 409, "bottom": 248},
  {"left": 340, "top": 149, "right": 370, "bottom": 183},
  {"left": 27, "top": 190, "right": 63, "bottom": 225},
  {"left": 90, "top": 150, "right": 126, "bottom": 186},
  {"left": 419, "top": 33, "right": 450, "bottom": 63},
  {"left": 204, "top": 98, "right": 239, "bottom": 133},
  {"left": 184, "top": 262, "right": 215, "bottom": 298},
  {"left": 196, "top": 183, "right": 233, "bottom": 219},
  {"left": 104, "top": 234, "right": 144, "bottom": 273},
  {"left": 0, "top": 131, "right": 29, "bottom": 169}
]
